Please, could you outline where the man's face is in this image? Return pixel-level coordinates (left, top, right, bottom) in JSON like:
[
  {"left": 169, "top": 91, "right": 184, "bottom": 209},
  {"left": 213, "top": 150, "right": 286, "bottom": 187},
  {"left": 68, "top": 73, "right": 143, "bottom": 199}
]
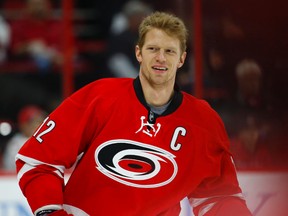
[{"left": 136, "top": 28, "right": 186, "bottom": 87}]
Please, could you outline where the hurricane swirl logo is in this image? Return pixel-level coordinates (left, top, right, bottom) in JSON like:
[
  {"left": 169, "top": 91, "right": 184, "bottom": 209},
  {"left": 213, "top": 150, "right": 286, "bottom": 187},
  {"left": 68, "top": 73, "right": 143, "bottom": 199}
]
[{"left": 95, "top": 139, "right": 178, "bottom": 188}]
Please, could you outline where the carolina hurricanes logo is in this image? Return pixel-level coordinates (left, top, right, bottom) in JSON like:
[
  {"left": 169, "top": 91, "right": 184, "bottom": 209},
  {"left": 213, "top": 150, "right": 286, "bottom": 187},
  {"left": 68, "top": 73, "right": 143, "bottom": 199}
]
[{"left": 95, "top": 139, "right": 178, "bottom": 188}]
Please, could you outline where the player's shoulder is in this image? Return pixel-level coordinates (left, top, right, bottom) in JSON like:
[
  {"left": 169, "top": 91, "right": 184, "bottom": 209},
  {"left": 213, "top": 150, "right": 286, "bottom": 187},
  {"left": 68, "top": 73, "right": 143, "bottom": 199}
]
[
  {"left": 181, "top": 91, "right": 221, "bottom": 121},
  {"left": 69, "top": 77, "right": 133, "bottom": 105},
  {"left": 181, "top": 91, "right": 228, "bottom": 142},
  {"left": 89, "top": 77, "right": 133, "bottom": 90},
  {"left": 182, "top": 91, "right": 212, "bottom": 111},
  {"left": 78, "top": 77, "right": 132, "bottom": 94}
]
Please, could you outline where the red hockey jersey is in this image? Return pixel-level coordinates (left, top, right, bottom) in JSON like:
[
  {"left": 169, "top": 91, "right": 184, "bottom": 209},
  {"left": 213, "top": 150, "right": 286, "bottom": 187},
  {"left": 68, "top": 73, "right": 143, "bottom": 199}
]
[{"left": 16, "top": 77, "right": 252, "bottom": 216}]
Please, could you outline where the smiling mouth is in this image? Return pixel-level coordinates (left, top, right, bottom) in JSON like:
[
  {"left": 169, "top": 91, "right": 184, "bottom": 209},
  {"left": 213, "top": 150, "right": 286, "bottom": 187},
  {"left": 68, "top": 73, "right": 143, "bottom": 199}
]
[{"left": 152, "top": 66, "right": 168, "bottom": 71}]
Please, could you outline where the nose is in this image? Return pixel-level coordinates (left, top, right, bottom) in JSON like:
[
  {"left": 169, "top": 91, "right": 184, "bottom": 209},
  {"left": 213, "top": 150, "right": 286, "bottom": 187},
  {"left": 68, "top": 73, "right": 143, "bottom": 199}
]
[{"left": 155, "top": 49, "right": 166, "bottom": 62}]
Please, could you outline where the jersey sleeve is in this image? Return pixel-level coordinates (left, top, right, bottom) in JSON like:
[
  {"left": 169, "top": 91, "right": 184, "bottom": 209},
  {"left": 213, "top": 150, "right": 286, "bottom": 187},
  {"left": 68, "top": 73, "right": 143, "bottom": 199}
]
[
  {"left": 189, "top": 109, "right": 252, "bottom": 216},
  {"left": 15, "top": 83, "right": 99, "bottom": 214}
]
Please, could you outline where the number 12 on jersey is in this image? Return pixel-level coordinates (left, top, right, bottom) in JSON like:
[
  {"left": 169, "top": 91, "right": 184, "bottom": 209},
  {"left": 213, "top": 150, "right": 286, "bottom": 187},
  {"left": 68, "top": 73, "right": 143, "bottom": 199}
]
[{"left": 33, "top": 116, "right": 56, "bottom": 143}]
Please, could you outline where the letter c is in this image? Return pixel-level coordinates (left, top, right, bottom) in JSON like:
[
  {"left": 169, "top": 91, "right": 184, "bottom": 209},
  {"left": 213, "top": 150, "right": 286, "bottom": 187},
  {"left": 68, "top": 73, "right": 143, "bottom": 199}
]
[{"left": 170, "top": 127, "right": 186, "bottom": 151}]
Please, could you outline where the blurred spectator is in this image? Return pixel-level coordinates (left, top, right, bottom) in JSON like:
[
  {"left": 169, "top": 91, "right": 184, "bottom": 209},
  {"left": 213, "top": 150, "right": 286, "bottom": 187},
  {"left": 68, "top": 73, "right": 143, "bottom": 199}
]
[
  {"left": 106, "top": 0, "right": 153, "bottom": 78},
  {"left": 235, "top": 59, "right": 264, "bottom": 108},
  {"left": 0, "top": 14, "right": 11, "bottom": 63},
  {"left": 201, "top": 7, "right": 249, "bottom": 108},
  {"left": 219, "top": 59, "right": 272, "bottom": 132},
  {"left": 0, "top": 0, "right": 70, "bottom": 122},
  {"left": 217, "top": 59, "right": 278, "bottom": 169},
  {"left": 2, "top": 105, "right": 46, "bottom": 171},
  {"left": 203, "top": 47, "right": 230, "bottom": 107},
  {"left": 9, "top": 0, "right": 65, "bottom": 73}
]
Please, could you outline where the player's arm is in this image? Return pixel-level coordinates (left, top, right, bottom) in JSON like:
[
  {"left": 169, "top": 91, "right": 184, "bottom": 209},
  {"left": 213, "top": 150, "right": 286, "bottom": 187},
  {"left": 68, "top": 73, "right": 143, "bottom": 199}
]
[
  {"left": 190, "top": 113, "right": 252, "bottom": 216},
  {"left": 189, "top": 153, "right": 252, "bottom": 216},
  {"left": 16, "top": 85, "right": 97, "bottom": 215}
]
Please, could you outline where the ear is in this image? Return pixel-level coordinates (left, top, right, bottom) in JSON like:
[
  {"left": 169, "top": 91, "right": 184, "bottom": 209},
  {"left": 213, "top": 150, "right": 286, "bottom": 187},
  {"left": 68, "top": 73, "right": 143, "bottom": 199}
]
[
  {"left": 177, "top": 51, "right": 187, "bottom": 68},
  {"left": 135, "top": 45, "right": 142, "bottom": 63}
]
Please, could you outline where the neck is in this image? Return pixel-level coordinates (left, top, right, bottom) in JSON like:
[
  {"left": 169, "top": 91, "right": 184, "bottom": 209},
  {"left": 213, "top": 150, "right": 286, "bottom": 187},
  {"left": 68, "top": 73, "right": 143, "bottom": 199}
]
[{"left": 139, "top": 75, "right": 175, "bottom": 107}]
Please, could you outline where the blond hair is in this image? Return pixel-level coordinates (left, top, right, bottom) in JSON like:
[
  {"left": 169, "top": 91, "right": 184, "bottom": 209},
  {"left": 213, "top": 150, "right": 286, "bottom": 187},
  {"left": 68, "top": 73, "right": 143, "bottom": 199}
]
[{"left": 137, "top": 11, "right": 188, "bottom": 53}]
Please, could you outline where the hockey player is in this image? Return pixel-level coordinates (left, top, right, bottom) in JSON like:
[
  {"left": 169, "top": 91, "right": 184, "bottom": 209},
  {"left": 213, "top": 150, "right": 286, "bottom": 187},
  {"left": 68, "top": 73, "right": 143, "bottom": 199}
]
[{"left": 16, "top": 12, "right": 252, "bottom": 216}]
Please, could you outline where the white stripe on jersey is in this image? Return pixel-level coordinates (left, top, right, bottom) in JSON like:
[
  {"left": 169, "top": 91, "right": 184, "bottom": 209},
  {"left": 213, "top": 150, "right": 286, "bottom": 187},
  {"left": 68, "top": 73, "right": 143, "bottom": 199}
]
[
  {"left": 189, "top": 193, "right": 245, "bottom": 216},
  {"left": 179, "top": 197, "right": 194, "bottom": 216},
  {"left": 16, "top": 154, "right": 66, "bottom": 181},
  {"left": 63, "top": 204, "right": 89, "bottom": 216}
]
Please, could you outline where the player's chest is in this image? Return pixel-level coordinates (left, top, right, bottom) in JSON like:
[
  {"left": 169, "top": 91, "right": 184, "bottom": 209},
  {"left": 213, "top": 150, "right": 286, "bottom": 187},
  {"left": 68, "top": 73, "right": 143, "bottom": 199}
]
[
  {"left": 96, "top": 103, "right": 200, "bottom": 150},
  {"left": 86, "top": 104, "right": 210, "bottom": 190},
  {"left": 92, "top": 101, "right": 210, "bottom": 170}
]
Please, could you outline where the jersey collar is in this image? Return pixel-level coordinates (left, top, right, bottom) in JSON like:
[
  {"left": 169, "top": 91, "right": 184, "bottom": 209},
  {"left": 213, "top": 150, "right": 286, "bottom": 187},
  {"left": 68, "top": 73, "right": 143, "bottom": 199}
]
[{"left": 133, "top": 76, "right": 183, "bottom": 117}]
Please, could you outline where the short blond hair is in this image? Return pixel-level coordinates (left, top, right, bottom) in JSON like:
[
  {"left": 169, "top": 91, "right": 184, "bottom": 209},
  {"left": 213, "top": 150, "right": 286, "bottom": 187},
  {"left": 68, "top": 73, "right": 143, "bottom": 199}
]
[{"left": 137, "top": 11, "right": 188, "bottom": 53}]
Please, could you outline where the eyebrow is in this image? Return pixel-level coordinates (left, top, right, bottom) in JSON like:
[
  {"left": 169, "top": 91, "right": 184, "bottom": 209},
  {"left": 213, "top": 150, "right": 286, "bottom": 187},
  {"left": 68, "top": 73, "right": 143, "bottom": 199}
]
[{"left": 145, "top": 44, "right": 178, "bottom": 50}]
